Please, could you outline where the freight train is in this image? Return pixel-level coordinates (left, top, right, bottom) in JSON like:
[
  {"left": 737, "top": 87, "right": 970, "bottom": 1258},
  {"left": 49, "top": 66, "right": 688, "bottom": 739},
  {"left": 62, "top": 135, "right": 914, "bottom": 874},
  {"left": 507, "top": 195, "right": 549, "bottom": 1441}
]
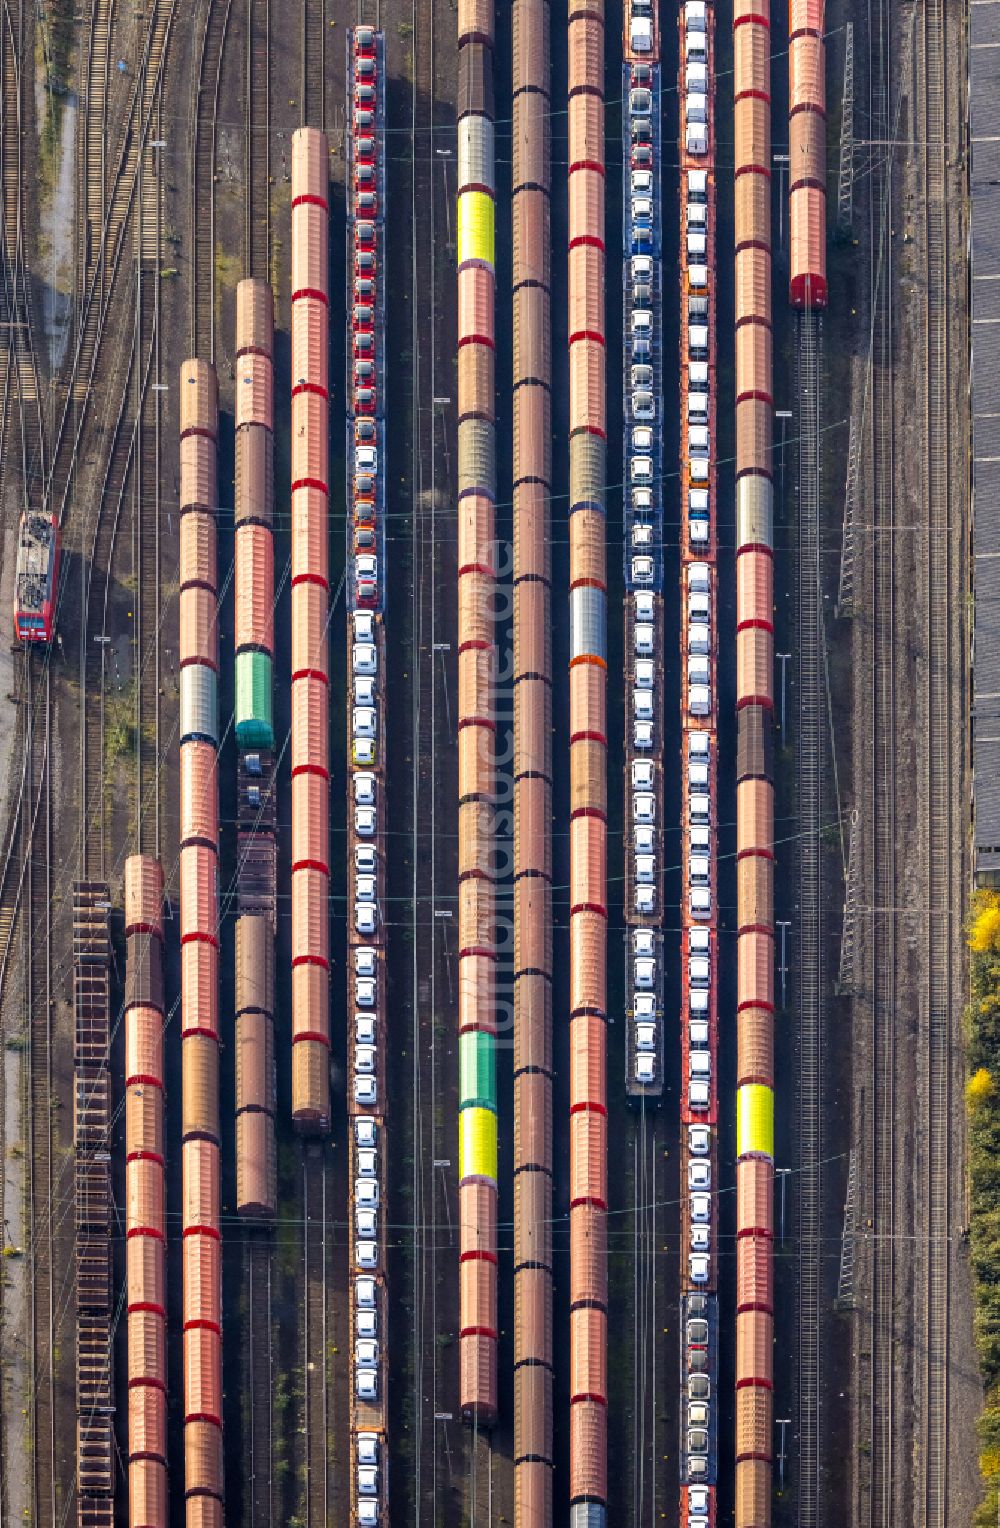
[
  {"left": 347, "top": 27, "right": 389, "bottom": 1525},
  {"left": 14, "top": 508, "right": 59, "bottom": 642},
  {"left": 789, "top": 0, "right": 827, "bottom": 307}
]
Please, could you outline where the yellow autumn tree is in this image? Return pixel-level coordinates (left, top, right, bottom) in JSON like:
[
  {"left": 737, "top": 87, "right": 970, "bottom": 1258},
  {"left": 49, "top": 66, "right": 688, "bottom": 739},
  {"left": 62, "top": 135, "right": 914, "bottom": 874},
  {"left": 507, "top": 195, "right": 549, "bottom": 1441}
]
[
  {"left": 970, "top": 1068, "right": 996, "bottom": 1107},
  {"left": 971, "top": 893, "right": 1000, "bottom": 954}
]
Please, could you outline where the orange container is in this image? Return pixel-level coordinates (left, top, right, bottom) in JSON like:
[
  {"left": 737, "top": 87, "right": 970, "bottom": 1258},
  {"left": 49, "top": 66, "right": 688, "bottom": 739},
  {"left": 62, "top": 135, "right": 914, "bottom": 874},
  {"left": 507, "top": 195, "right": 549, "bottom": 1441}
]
[
  {"left": 292, "top": 1042, "right": 330, "bottom": 1130},
  {"left": 515, "top": 1262, "right": 553, "bottom": 1360},
  {"left": 568, "top": 92, "right": 603, "bottom": 167},
  {"left": 738, "top": 1157, "right": 774, "bottom": 1236},
  {"left": 292, "top": 125, "right": 328, "bottom": 198},
  {"left": 127, "top": 1234, "right": 165, "bottom": 1313},
  {"left": 569, "top": 1104, "right": 607, "bottom": 1207},
  {"left": 458, "top": 491, "right": 495, "bottom": 569},
  {"left": 126, "top": 1082, "right": 162, "bottom": 1159},
  {"left": 737, "top": 777, "right": 774, "bottom": 855},
  {"left": 737, "top": 1306, "right": 774, "bottom": 1382},
  {"left": 789, "top": 34, "right": 825, "bottom": 110},
  {"left": 459, "top": 724, "right": 494, "bottom": 799},
  {"left": 292, "top": 485, "right": 331, "bottom": 586},
  {"left": 127, "top": 1004, "right": 163, "bottom": 1084},
  {"left": 291, "top": 295, "right": 328, "bottom": 390},
  {"left": 512, "top": 0, "right": 549, "bottom": 90},
  {"left": 182, "top": 1138, "right": 220, "bottom": 1230},
  {"left": 514, "top": 1159, "right": 551, "bottom": 1264},
  {"left": 569, "top": 1011, "right": 606, "bottom": 1104},
  {"left": 790, "top": 108, "right": 826, "bottom": 184},
  {"left": 458, "top": 343, "right": 495, "bottom": 421},
  {"left": 291, "top": 770, "right": 329, "bottom": 874},
  {"left": 179, "top": 510, "right": 216, "bottom": 590},
  {"left": 736, "top": 547, "right": 773, "bottom": 629},
  {"left": 514, "top": 981, "right": 551, "bottom": 1072},
  {"left": 236, "top": 1009, "right": 272, "bottom": 1107},
  {"left": 181, "top": 740, "right": 218, "bottom": 847},
  {"left": 291, "top": 390, "right": 328, "bottom": 487},
  {"left": 738, "top": 1005, "right": 774, "bottom": 1086},
  {"left": 458, "top": 0, "right": 494, "bottom": 42},
  {"left": 569, "top": 907, "right": 606, "bottom": 1016},
  {"left": 790, "top": 184, "right": 828, "bottom": 304},
  {"left": 236, "top": 276, "right": 273, "bottom": 355},
  {"left": 179, "top": 358, "right": 218, "bottom": 437},
  {"left": 459, "top": 1179, "right": 498, "bottom": 1252},
  {"left": 569, "top": 243, "right": 604, "bottom": 338},
  {"left": 736, "top": 323, "right": 773, "bottom": 405},
  {"left": 736, "top": 1231, "right": 774, "bottom": 1311},
  {"left": 460, "top": 1332, "right": 498, "bottom": 1425},
  {"left": 460, "top": 1254, "right": 498, "bottom": 1330},
  {"left": 570, "top": 1305, "right": 607, "bottom": 1402},
  {"left": 291, "top": 579, "right": 329, "bottom": 678},
  {"left": 459, "top": 641, "right": 495, "bottom": 723},
  {"left": 180, "top": 436, "right": 217, "bottom": 515},
  {"left": 569, "top": 341, "right": 606, "bottom": 434},
  {"left": 513, "top": 189, "right": 550, "bottom": 289},
  {"left": 128, "top": 1306, "right": 166, "bottom": 1385},
  {"left": 127, "top": 1158, "right": 164, "bottom": 1236},
  {"left": 515, "top": 873, "right": 552, "bottom": 975},
  {"left": 235, "top": 524, "right": 274, "bottom": 653},
  {"left": 738, "top": 856, "right": 774, "bottom": 933},
  {"left": 512, "top": 94, "right": 547, "bottom": 197},
  {"left": 291, "top": 866, "right": 329, "bottom": 966},
  {"left": 570, "top": 1205, "right": 607, "bottom": 1306},
  {"left": 184, "top": 1417, "right": 224, "bottom": 1496},
  {"left": 179, "top": 584, "right": 219, "bottom": 670},
  {"left": 124, "top": 855, "right": 163, "bottom": 938},
  {"left": 568, "top": 167, "right": 605, "bottom": 248},
  {"left": 292, "top": 201, "right": 328, "bottom": 295},
  {"left": 515, "top": 1458, "right": 552, "bottom": 1526},
  {"left": 514, "top": 772, "right": 550, "bottom": 870},
  {"left": 235, "top": 351, "right": 273, "bottom": 432},
  {"left": 182, "top": 1231, "right": 220, "bottom": 1324},
  {"left": 180, "top": 843, "right": 218, "bottom": 945},
  {"left": 569, "top": 505, "right": 606, "bottom": 585},
  {"left": 459, "top": 262, "right": 495, "bottom": 338},
  {"left": 235, "top": 425, "right": 272, "bottom": 527},
  {"left": 735, "top": 22, "right": 771, "bottom": 92},
  {"left": 288, "top": 679, "right": 327, "bottom": 777},
  {"left": 182, "top": 938, "right": 218, "bottom": 1037},
  {"left": 569, "top": 813, "right": 605, "bottom": 911},
  {"left": 291, "top": 962, "right": 328, "bottom": 1036},
  {"left": 736, "top": 1458, "right": 772, "bottom": 1524},
  {"left": 738, "top": 929, "right": 774, "bottom": 1011},
  {"left": 736, "top": 398, "right": 773, "bottom": 479},
  {"left": 569, "top": 1395, "right": 607, "bottom": 1502},
  {"left": 737, "top": 624, "right": 774, "bottom": 704},
  {"left": 235, "top": 914, "right": 273, "bottom": 1014},
  {"left": 736, "top": 1383, "right": 773, "bottom": 1459},
  {"left": 459, "top": 876, "right": 495, "bottom": 952},
  {"left": 459, "top": 568, "right": 495, "bottom": 649},
  {"left": 735, "top": 94, "right": 771, "bottom": 170},
  {"left": 735, "top": 245, "right": 772, "bottom": 324},
  {"left": 569, "top": 659, "right": 606, "bottom": 740},
  {"left": 513, "top": 389, "right": 550, "bottom": 487},
  {"left": 130, "top": 1458, "right": 168, "bottom": 1523},
  {"left": 236, "top": 1110, "right": 276, "bottom": 1218},
  {"left": 567, "top": 11, "right": 604, "bottom": 86},
  {"left": 735, "top": 171, "right": 771, "bottom": 249},
  {"left": 128, "top": 1381, "right": 167, "bottom": 1460},
  {"left": 571, "top": 740, "right": 607, "bottom": 817},
  {"left": 514, "top": 476, "right": 548, "bottom": 565},
  {"left": 790, "top": 0, "right": 824, "bottom": 30},
  {"left": 184, "top": 1326, "right": 222, "bottom": 1423},
  {"left": 182, "top": 1031, "right": 219, "bottom": 1140},
  {"left": 458, "top": 952, "right": 495, "bottom": 1034}
]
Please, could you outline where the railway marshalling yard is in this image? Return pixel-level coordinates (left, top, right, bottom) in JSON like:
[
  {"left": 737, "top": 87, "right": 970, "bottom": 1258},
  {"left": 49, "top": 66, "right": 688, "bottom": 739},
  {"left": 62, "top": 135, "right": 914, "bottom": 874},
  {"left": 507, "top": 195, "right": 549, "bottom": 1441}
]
[{"left": 0, "top": 0, "right": 984, "bottom": 1524}]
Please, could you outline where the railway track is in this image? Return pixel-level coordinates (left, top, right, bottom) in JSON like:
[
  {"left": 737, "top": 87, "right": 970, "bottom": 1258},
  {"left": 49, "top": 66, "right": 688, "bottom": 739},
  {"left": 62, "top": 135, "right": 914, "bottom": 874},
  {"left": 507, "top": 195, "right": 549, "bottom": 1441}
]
[
  {"left": 300, "top": 0, "right": 325, "bottom": 128},
  {"left": 302, "top": 1145, "right": 331, "bottom": 1528},
  {"left": 797, "top": 309, "right": 823, "bottom": 1527},
  {"left": 246, "top": 0, "right": 270, "bottom": 278},
  {"left": 192, "top": 0, "right": 232, "bottom": 360},
  {"left": 918, "top": 0, "right": 954, "bottom": 1517},
  {"left": 246, "top": 1235, "right": 276, "bottom": 1528}
]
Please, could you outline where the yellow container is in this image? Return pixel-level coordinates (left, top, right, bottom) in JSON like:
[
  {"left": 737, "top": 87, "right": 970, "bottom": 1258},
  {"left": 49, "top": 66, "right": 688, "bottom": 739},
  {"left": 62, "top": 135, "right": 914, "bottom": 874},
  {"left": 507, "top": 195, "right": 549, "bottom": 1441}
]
[
  {"left": 737, "top": 1082, "right": 774, "bottom": 1160},
  {"left": 458, "top": 190, "right": 495, "bottom": 270},
  {"left": 459, "top": 1104, "right": 497, "bottom": 1182}
]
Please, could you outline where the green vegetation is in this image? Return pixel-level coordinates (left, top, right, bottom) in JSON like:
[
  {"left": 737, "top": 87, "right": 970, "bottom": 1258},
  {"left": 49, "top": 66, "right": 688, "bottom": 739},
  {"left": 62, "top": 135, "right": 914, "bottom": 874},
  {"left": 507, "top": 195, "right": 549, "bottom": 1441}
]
[
  {"left": 36, "top": 0, "right": 76, "bottom": 183},
  {"left": 966, "top": 891, "right": 1000, "bottom": 1524}
]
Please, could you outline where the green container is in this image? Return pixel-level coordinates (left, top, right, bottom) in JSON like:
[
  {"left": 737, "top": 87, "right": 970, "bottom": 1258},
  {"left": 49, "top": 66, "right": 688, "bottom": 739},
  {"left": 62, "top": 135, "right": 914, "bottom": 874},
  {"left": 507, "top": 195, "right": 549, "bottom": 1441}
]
[
  {"left": 235, "top": 649, "right": 274, "bottom": 749},
  {"left": 459, "top": 1029, "right": 496, "bottom": 1108}
]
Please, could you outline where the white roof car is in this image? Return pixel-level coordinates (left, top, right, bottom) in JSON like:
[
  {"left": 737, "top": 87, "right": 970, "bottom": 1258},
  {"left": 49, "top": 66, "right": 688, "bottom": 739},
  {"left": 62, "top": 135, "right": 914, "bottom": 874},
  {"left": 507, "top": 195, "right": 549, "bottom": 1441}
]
[
  {"left": 688, "top": 262, "right": 708, "bottom": 288},
  {"left": 687, "top": 231, "right": 707, "bottom": 260},
  {"left": 688, "top": 1426, "right": 710, "bottom": 1454},
  {"left": 689, "top": 361, "right": 709, "bottom": 387},
  {"left": 685, "top": 30, "right": 707, "bottom": 62},
  {"left": 632, "top": 523, "right": 653, "bottom": 548},
  {"left": 356, "top": 1367, "right": 378, "bottom": 1401},
  {"left": 357, "top": 1505, "right": 379, "bottom": 1527},
  {"left": 691, "top": 1224, "right": 711, "bottom": 1252},
  {"left": 686, "top": 62, "right": 708, "bottom": 94},
  {"left": 354, "top": 675, "right": 376, "bottom": 706},
  {"left": 356, "top": 1239, "right": 379, "bottom": 1270},
  {"left": 686, "top": 93, "right": 707, "bottom": 124},
  {"left": 690, "top": 1487, "right": 710, "bottom": 1514},
  {"left": 689, "top": 1401, "right": 711, "bottom": 1429},
  {"left": 354, "top": 705, "right": 377, "bottom": 738},
  {"left": 635, "top": 590, "right": 655, "bottom": 621},
  {"left": 632, "top": 390, "right": 655, "bottom": 422},
  {"left": 355, "top": 1044, "right": 377, "bottom": 1076},
  {"left": 357, "top": 1431, "right": 380, "bottom": 1464},
  {"left": 636, "top": 825, "right": 655, "bottom": 854},
  {"left": 632, "top": 424, "right": 654, "bottom": 453},
  {"left": 356, "top": 1178, "right": 380, "bottom": 1210},
  {"left": 354, "top": 1075, "right": 378, "bottom": 1106},
  {"left": 634, "top": 719, "right": 654, "bottom": 750},
  {"left": 354, "top": 642, "right": 377, "bottom": 675},
  {"left": 356, "top": 1276, "right": 377, "bottom": 1308},
  {"left": 356, "top": 976, "right": 376, "bottom": 1006},
  {"left": 631, "top": 308, "right": 652, "bottom": 334},
  {"left": 632, "top": 196, "right": 654, "bottom": 226},
  {"left": 355, "top": 805, "right": 377, "bottom": 837},
  {"left": 355, "top": 946, "right": 377, "bottom": 976},
  {"left": 690, "top": 792, "right": 711, "bottom": 823},
  {"left": 689, "top": 1079, "right": 710, "bottom": 1111},
  {"left": 690, "top": 956, "right": 710, "bottom": 988},
  {"left": 635, "top": 660, "right": 655, "bottom": 690},
  {"left": 356, "top": 1015, "right": 376, "bottom": 1046},
  {"left": 688, "top": 1375, "right": 711, "bottom": 1402},
  {"left": 356, "top": 874, "right": 377, "bottom": 904},
  {"left": 635, "top": 956, "right": 656, "bottom": 989},
  {"left": 688, "top": 169, "right": 709, "bottom": 198},
  {"left": 632, "top": 255, "right": 653, "bottom": 281},
  {"left": 689, "top": 760, "right": 709, "bottom": 789},
  {"left": 685, "top": 0, "right": 707, "bottom": 27},
  {"left": 689, "top": 683, "right": 712, "bottom": 718},
  {"left": 635, "top": 1052, "right": 657, "bottom": 1083},
  {"left": 636, "top": 1022, "right": 657, "bottom": 1052},
  {"left": 688, "top": 1457, "right": 709, "bottom": 1480},
  {"left": 355, "top": 1116, "right": 377, "bottom": 1147},
  {"left": 634, "top": 792, "right": 656, "bottom": 824},
  {"left": 689, "top": 924, "right": 711, "bottom": 952},
  {"left": 358, "top": 1466, "right": 379, "bottom": 1497},
  {"left": 635, "top": 622, "right": 655, "bottom": 656},
  {"left": 354, "top": 771, "right": 376, "bottom": 804},
  {"left": 690, "top": 1021, "right": 710, "bottom": 1048},
  {"left": 635, "top": 854, "right": 656, "bottom": 885},
  {"left": 689, "top": 594, "right": 711, "bottom": 626},
  {"left": 632, "top": 556, "right": 655, "bottom": 585},
  {"left": 690, "top": 1050, "right": 711, "bottom": 1079},
  {"left": 634, "top": 688, "right": 654, "bottom": 722},
  {"left": 687, "top": 200, "right": 708, "bottom": 227},
  {"left": 689, "top": 730, "right": 710, "bottom": 758},
  {"left": 635, "top": 884, "right": 656, "bottom": 914},
  {"left": 688, "top": 390, "right": 709, "bottom": 422},
  {"left": 632, "top": 759, "right": 655, "bottom": 789},
  {"left": 689, "top": 854, "right": 710, "bottom": 885},
  {"left": 691, "top": 886, "right": 712, "bottom": 920},
  {"left": 356, "top": 553, "right": 378, "bottom": 581},
  {"left": 689, "top": 1124, "right": 711, "bottom": 1156},
  {"left": 355, "top": 445, "right": 378, "bottom": 474},
  {"left": 689, "top": 322, "right": 709, "bottom": 354},
  {"left": 689, "top": 425, "right": 710, "bottom": 456},
  {"left": 353, "top": 611, "right": 374, "bottom": 642},
  {"left": 631, "top": 169, "right": 653, "bottom": 195},
  {"left": 689, "top": 563, "right": 710, "bottom": 594},
  {"left": 634, "top": 927, "right": 655, "bottom": 956},
  {"left": 689, "top": 456, "right": 710, "bottom": 485},
  {"left": 631, "top": 456, "right": 653, "bottom": 485},
  {"left": 690, "top": 987, "right": 710, "bottom": 1015},
  {"left": 630, "top": 15, "right": 652, "bottom": 49},
  {"left": 356, "top": 1309, "right": 378, "bottom": 1340},
  {"left": 634, "top": 993, "right": 657, "bottom": 1020},
  {"left": 690, "top": 1160, "right": 712, "bottom": 1189},
  {"left": 690, "top": 518, "right": 709, "bottom": 545},
  {"left": 356, "top": 903, "right": 377, "bottom": 936},
  {"left": 356, "top": 1208, "right": 378, "bottom": 1240},
  {"left": 691, "top": 1192, "right": 711, "bottom": 1224},
  {"left": 688, "top": 621, "right": 710, "bottom": 656},
  {"left": 357, "top": 1149, "right": 378, "bottom": 1179},
  {"left": 690, "top": 1253, "right": 710, "bottom": 1284}
]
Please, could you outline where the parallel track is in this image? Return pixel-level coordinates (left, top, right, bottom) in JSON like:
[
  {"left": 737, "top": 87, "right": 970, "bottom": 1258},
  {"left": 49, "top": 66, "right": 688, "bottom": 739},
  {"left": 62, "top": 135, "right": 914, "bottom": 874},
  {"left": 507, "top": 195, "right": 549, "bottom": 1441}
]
[
  {"left": 300, "top": 0, "right": 325, "bottom": 129},
  {"left": 191, "top": 0, "right": 232, "bottom": 360},
  {"left": 302, "top": 1146, "right": 331, "bottom": 1528},
  {"left": 246, "top": 0, "right": 270, "bottom": 278},
  {"left": 246, "top": 1236, "right": 276, "bottom": 1528}
]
